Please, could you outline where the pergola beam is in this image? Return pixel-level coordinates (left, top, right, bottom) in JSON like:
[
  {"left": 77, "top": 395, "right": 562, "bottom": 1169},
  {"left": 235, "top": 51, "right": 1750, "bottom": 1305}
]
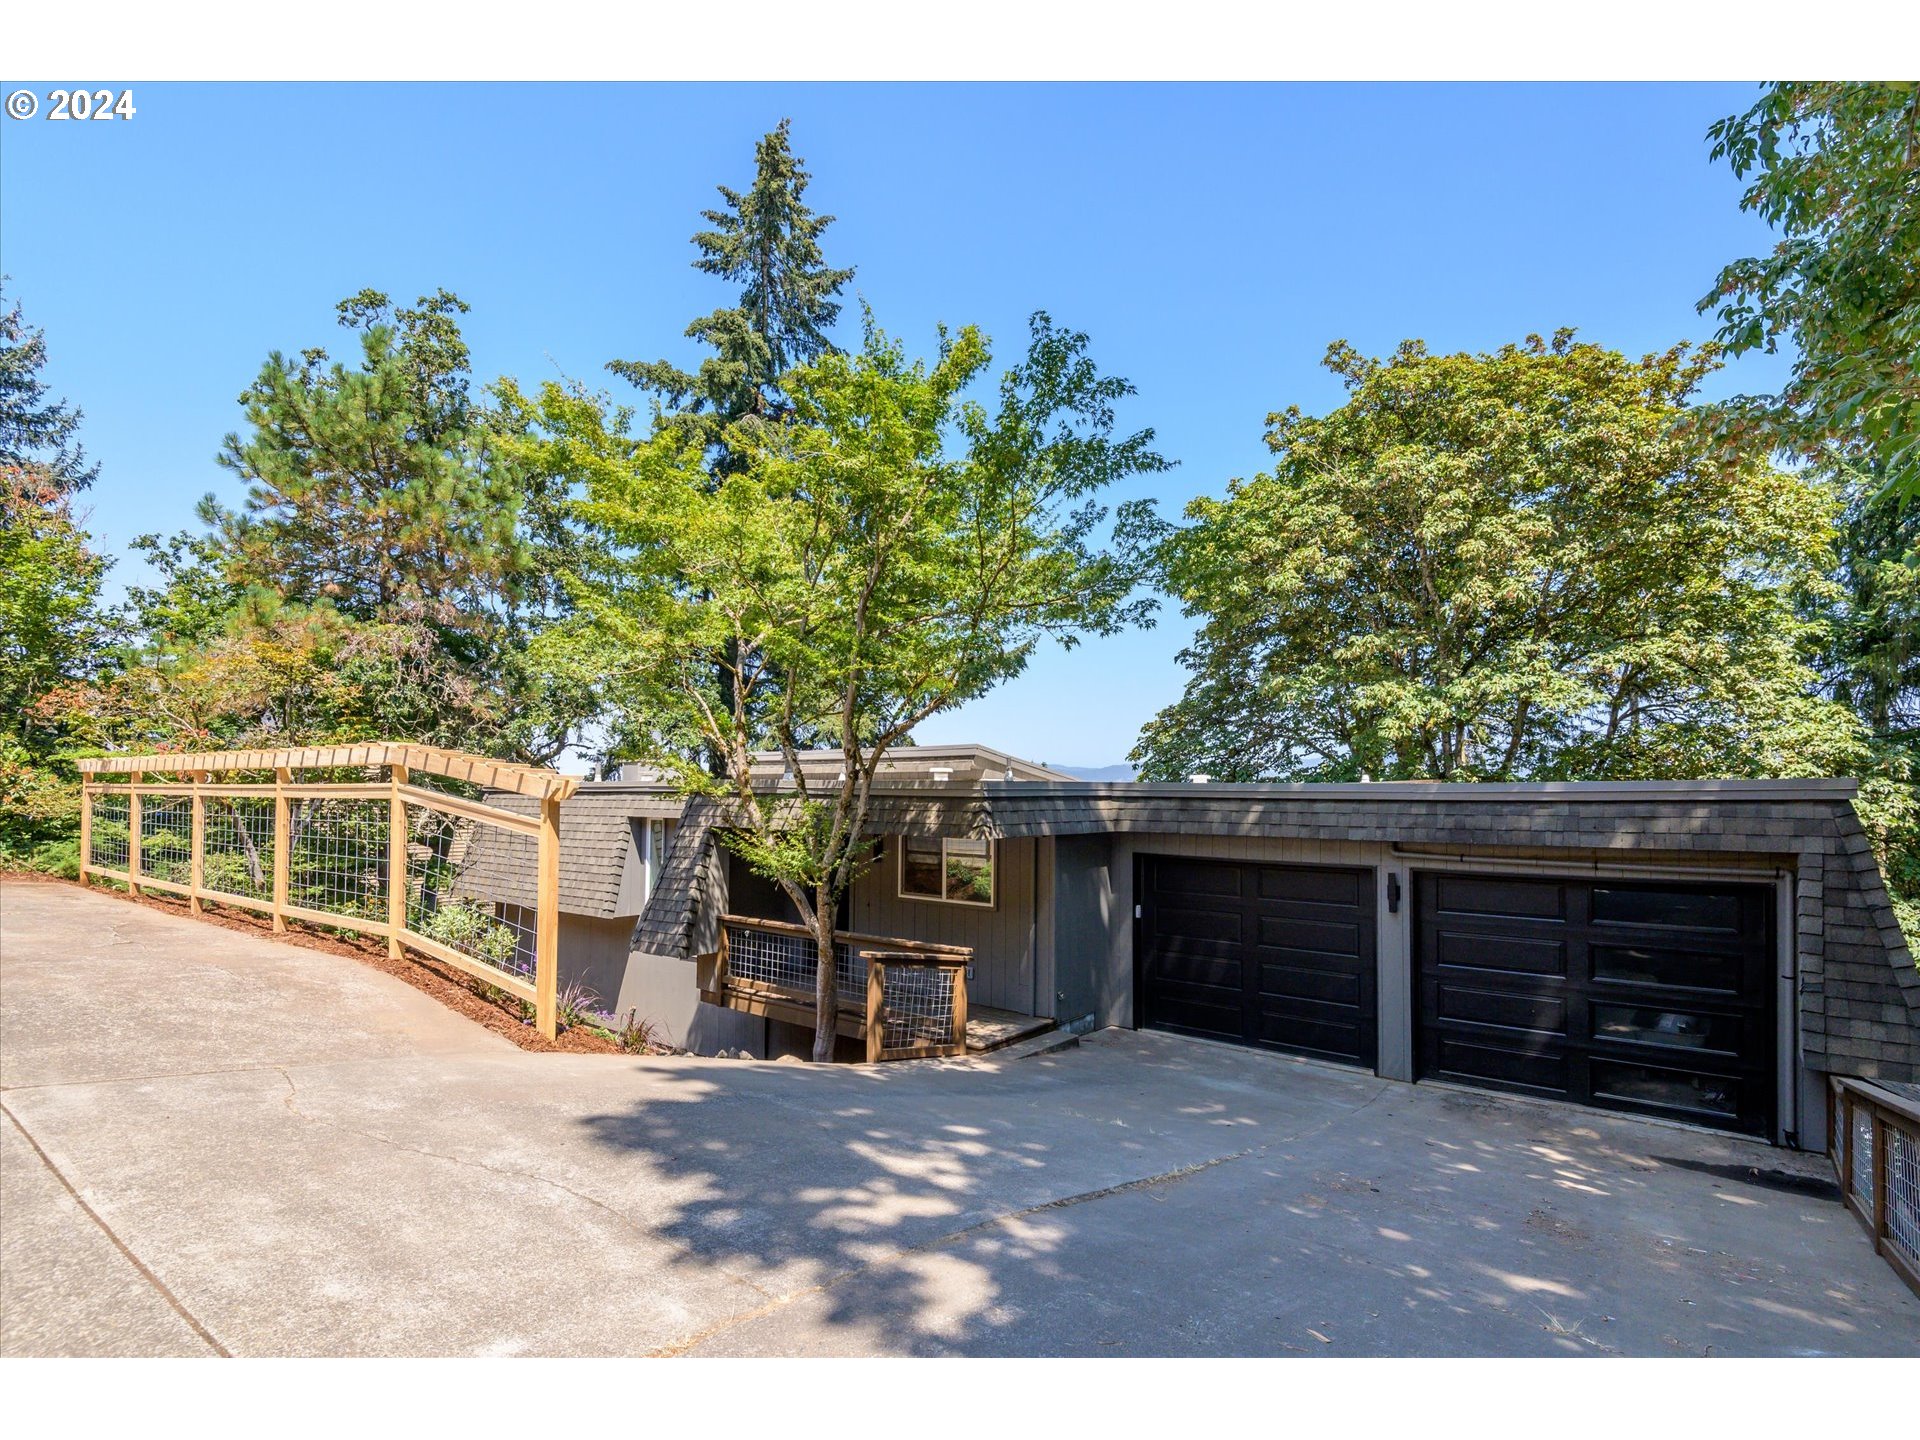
[{"left": 76, "top": 743, "right": 580, "bottom": 802}]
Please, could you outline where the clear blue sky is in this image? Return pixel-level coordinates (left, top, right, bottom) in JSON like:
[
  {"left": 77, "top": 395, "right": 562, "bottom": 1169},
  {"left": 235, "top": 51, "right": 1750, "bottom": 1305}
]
[{"left": 0, "top": 82, "right": 1789, "bottom": 770}]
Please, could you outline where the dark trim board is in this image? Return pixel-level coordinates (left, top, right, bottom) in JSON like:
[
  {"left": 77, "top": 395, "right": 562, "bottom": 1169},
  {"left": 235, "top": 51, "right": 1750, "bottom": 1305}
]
[
  {"left": 1413, "top": 871, "right": 1777, "bottom": 1137},
  {"left": 1135, "top": 854, "right": 1378, "bottom": 1068}
]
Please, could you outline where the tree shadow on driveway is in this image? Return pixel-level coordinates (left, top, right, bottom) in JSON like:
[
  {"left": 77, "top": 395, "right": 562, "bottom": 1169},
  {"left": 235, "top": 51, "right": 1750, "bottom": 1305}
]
[{"left": 570, "top": 1033, "right": 1919, "bottom": 1356}]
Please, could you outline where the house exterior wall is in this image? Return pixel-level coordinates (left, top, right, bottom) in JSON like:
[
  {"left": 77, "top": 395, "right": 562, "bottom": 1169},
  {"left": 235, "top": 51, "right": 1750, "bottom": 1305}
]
[
  {"left": 847, "top": 836, "right": 1048, "bottom": 1015},
  {"left": 557, "top": 913, "right": 637, "bottom": 1013},
  {"left": 613, "top": 943, "right": 767, "bottom": 1055}
]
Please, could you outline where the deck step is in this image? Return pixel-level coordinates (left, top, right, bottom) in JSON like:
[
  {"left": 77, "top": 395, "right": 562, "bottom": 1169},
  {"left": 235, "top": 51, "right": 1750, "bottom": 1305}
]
[{"left": 965, "top": 1007, "right": 1055, "bottom": 1054}]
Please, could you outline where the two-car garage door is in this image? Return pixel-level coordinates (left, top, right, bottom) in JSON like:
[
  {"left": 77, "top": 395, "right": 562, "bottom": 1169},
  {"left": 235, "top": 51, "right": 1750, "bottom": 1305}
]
[
  {"left": 1415, "top": 873, "right": 1777, "bottom": 1137},
  {"left": 1136, "top": 855, "right": 1777, "bottom": 1137}
]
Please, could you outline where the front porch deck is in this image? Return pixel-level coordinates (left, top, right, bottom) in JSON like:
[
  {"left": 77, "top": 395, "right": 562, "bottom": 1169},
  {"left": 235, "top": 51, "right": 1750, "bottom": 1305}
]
[{"left": 698, "top": 914, "right": 1054, "bottom": 1060}]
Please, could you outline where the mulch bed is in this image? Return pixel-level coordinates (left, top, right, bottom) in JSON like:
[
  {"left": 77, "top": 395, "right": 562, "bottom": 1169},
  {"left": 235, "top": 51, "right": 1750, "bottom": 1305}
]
[{"left": 4, "top": 871, "right": 628, "bottom": 1055}]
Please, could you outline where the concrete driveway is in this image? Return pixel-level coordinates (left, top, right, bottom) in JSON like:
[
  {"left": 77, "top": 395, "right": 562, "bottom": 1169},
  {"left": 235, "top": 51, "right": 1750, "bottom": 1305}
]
[{"left": 3, "top": 879, "right": 1915, "bottom": 1357}]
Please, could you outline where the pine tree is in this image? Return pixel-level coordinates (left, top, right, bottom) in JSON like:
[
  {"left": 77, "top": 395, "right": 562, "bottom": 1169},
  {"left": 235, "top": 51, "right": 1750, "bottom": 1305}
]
[
  {"left": 210, "top": 289, "right": 523, "bottom": 631},
  {"left": 0, "top": 278, "right": 99, "bottom": 500},
  {"left": 609, "top": 119, "right": 854, "bottom": 451}
]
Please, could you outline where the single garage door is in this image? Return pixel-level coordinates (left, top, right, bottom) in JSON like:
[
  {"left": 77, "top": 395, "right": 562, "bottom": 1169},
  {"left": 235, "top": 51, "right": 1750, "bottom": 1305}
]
[
  {"left": 1137, "top": 856, "right": 1377, "bottom": 1067},
  {"left": 1415, "top": 873, "right": 1776, "bottom": 1136}
]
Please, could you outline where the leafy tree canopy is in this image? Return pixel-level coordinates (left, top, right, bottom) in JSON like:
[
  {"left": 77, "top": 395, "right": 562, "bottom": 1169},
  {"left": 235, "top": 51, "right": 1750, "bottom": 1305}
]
[
  {"left": 1701, "top": 82, "right": 1920, "bottom": 496},
  {"left": 520, "top": 310, "right": 1165, "bottom": 1056},
  {"left": 1126, "top": 332, "right": 1860, "bottom": 785}
]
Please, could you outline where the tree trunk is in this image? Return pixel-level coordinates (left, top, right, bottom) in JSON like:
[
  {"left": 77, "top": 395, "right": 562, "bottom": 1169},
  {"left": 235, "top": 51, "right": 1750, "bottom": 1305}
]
[{"left": 811, "top": 885, "right": 838, "bottom": 1063}]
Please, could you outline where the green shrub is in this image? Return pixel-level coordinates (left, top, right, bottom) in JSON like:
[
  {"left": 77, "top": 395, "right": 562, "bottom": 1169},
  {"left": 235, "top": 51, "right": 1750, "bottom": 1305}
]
[{"left": 419, "top": 901, "right": 520, "bottom": 968}]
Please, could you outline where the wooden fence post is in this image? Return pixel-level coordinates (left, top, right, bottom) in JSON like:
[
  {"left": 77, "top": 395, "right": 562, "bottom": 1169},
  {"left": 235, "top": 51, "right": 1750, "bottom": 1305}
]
[
  {"left": 188, "top": 770, "right": 207, "bottom": 915},
  {"left": 952, "top": 960, "right": 970, "bottom": 1053},
  {"left": 272, "top": 765, "right": 291, "bottom": 933},
  {"left": 535, "top": 792, "right": 560, "bottom": 1039},
  {"left": 388, "top": 764, "right": 409, "bottom": 959},
  {"left": 1872, "top": 1111, "right": 1889, "bottom": 1254},
  {"left": 128, "top": 770, "right": 144, "bottom": 897},
  {"left": 78, "top": 779, "right": 92, "bottom": 887},
  {"left": 866, "top": 957, "right": 885, "bottom": 1063}
]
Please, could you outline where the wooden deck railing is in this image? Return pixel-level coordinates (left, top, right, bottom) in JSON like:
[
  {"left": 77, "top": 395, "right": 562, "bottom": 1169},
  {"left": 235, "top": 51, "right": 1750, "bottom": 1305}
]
[
  {"left": 1828, "top": 1074, "right": 1920, "bottom": 1297},
  {"left": 698, "top": 915, "right": 972, "bottom": 1061},
  {"left": 77, "top": 745, "right": 579, "bottom": 1039}
]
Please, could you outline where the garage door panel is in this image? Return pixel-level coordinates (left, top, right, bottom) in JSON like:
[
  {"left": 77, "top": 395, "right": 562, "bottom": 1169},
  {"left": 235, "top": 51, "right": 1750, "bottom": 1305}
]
[
  {"left": 1430, "top": 928, "right": 1567, "bottom": 977},
  {"left": 1152, "top": 859, "right": 1245, "bottom": 899},
  {"left": 1150, "top": 953, "right": 1243, "bottom": 992},
  {"left": 1152, "top": 998, "right": 1252, "bottom": 1040},
  {"left": 1589, "top": 1059, "right": 1746, "bottom": 1123},
  {"left": 1255, "top": 866, "right": 1367, "bottom": 907},
  {"left": 1140, "top": 856, "right": 1376, "bottom": 1067},
  {"left": 1415, "top": 872, "right": 1774, "bottom": 1137},
  {"left": 1431, "top": 1035, "right": 1570, "bottom": 1096},
  {"left": 1431, "top": 875, "right": 1567, "bottom": 921},
  {"left": 1589, "top": 1002, "right": 1745, "bottom": 1057},
  {"left": 1156, "top": 906, "right": 1244, "bottom": 946},
  {"left": 1254, "top": 914, "right": 1359, "bottom": 954},
  {"left": 1256, "top": 1009, "right": 1364, "bottom": 1059},
  {"left": 1589, "top": 885, "right": 1743, "bottom": 933},
  {"left": 1590, "top": 943, "right": 1747, "bottom": 994},
  {"left": 1436, "top": 983, "right": 1567, "bottom": 1036},
  {"left": 1257, "top": 961, "right": 1363, "bottom": 1008}
]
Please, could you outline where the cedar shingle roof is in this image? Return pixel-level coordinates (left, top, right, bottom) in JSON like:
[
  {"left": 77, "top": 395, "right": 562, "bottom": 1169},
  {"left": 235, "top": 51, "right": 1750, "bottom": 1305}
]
[{"left": 455, "top": 784, "right": 685, "bottom": 919}]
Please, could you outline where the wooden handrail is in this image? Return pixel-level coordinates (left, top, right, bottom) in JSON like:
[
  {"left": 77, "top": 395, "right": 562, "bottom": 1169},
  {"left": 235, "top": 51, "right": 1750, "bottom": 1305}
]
[
  {"left": 719, "top": 912, "right": 973, "bottom": 958},
  {"left": 1830, "top": 1074, "right": 1920, "bottom": 1298}
]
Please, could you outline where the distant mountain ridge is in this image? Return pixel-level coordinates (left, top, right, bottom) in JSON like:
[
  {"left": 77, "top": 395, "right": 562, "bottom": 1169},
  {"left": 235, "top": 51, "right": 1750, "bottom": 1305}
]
[{"left": 1053, "top": 763, "right": 1136, "bottom": 782}]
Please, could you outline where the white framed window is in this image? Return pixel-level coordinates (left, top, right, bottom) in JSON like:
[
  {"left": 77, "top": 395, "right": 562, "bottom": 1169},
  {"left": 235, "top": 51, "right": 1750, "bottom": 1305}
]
[{"left": 897, "top": 835, "right": 996, "bottom": 908}]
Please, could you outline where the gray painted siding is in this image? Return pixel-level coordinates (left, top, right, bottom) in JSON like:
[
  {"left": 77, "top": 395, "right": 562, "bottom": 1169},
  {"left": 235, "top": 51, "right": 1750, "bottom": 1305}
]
[
  {"left": 613, "top": 945, "right": 766, "bottom": 1055},
  {"left": 1051, "top": 834, "right": 1114, "bottom": 1030},
  {"left": 848, "top": 836, "right": 1045, "bottom": 1015}
]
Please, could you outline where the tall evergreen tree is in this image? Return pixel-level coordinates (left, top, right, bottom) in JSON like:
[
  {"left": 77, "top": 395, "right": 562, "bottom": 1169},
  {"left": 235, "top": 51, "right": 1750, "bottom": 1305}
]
[
  {"left": 609, "top": 119, "right": 854, "bottom": 454},
  {"left": 0, "top": 278, "right": 99, "bottom": 500},
  {"left": 600, "top": 121, "right": 855, "bottom": 772}
]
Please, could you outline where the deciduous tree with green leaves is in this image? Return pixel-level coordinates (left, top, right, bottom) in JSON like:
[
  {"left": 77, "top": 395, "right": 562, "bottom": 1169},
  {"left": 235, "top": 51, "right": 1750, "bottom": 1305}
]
[
  {"left": 1700, "top": 83, "right": 1920, "bottom": 945},
  {"left": 1126, "top": 332, "right": 1861, "bottom": 786},
  {"left": 1700, "top": 82, "right": 1920, "bottom": 496},
  {"left": 523, "top": 313, "right": 1165, "bottom": 1060}
]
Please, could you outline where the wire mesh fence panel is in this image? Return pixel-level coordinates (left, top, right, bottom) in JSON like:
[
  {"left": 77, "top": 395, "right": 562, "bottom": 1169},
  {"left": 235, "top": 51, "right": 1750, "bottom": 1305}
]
[
  {"left": 201, "top": 796, "right": 277, "bottom": 902},
  {"left": 1853, "top": 1105, "right": 1877, "bottom": 1212},
  {"left": 138, "top": 792, "right": 195, "bottom": 885},
  {"left": 89, "top": 791, "right": 131, "bottom": 872},
  {"left": 287, "top": 797, "right": 388, "bottom": 924},
  {"left": 1887, "top": 1122, "right": 1920, "bottom": 1270},
  {"left": 403, "top": 800, "right": 538, "bottom": 982},
  {"left": 724, "top": 922, "right": 861, "bottom": 1001},
  {"left": 877, "top": 961, "right": 960, "bottom": 1054}
]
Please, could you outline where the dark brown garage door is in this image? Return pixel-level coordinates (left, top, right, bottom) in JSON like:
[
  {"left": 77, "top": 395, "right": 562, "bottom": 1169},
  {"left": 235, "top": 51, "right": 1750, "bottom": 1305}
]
[
  {"left": 1137, "top": 856, "right": 1377, "bottom": 1067},
  {"left": 1415, "top": 873, "right": 1776, "bottom": 1136}
]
